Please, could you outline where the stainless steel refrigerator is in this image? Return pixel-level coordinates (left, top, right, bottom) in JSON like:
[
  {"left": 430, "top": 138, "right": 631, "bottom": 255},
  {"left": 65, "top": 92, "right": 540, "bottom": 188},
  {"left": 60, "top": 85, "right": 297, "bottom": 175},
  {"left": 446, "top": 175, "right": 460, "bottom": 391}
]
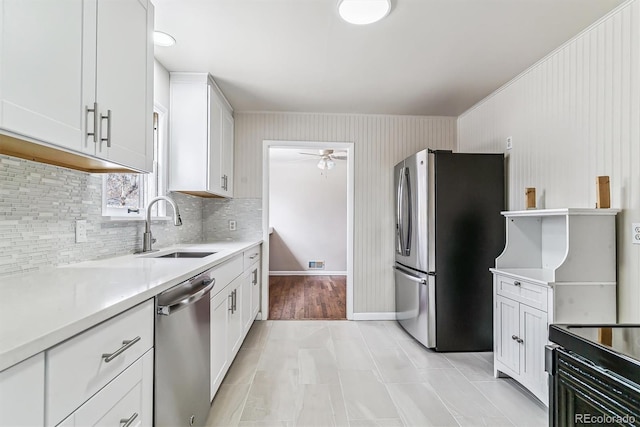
[{"left": 394, "top": 149, "right": 504, "bottom": 351}]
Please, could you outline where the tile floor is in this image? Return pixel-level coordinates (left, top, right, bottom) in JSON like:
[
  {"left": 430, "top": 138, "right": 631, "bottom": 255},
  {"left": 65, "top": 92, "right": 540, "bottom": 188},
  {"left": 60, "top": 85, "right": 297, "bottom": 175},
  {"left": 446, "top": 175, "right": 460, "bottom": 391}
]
[{"left": 205, "top": 320, "right": 548, "bottom": 427}]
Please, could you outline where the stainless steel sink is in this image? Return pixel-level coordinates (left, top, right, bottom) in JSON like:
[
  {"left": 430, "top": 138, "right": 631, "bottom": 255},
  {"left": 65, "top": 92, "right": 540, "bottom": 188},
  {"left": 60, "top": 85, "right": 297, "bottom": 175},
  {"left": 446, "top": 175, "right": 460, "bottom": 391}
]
[{"left": 152, "top": 251, "right": 217, "bottom": 259}]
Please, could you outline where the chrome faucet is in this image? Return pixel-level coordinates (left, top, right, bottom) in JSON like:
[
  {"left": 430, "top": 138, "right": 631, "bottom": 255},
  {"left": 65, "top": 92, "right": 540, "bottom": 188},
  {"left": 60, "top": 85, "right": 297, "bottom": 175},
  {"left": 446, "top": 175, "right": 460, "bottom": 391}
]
[{"left": 141, "top": 196, "right": 182, "bottom": 252}]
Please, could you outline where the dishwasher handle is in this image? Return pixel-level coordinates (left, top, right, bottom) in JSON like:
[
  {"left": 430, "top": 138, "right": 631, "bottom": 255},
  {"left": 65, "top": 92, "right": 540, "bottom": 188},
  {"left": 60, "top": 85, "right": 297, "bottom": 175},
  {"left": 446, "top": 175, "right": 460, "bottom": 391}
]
[{"left": 157, "top": 278, "right": 215, "bottom": 316}]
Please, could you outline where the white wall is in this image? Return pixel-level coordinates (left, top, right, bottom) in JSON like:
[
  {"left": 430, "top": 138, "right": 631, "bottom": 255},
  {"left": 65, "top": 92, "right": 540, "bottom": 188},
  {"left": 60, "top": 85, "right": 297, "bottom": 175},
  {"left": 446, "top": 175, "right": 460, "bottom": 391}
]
[
  {"left": 458, "top": 1, "right": 640, "bottom": 321},
  {"left": 234, "top": 112, "right": 456, "bottom": 314},
  {"left": 269, "top": 148, "right": 347, "bottom": 273},
  {"left": 153, "top": 60, "right": 170, "bottom": 108}
]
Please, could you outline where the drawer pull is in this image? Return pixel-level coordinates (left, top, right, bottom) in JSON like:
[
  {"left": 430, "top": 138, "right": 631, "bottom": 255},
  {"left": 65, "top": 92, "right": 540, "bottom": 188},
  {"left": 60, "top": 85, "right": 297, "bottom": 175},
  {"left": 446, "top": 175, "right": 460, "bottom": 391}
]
[
  {"left": 249, "top": 253, "right": 259, "bottom": 259},
  {"left": 513, "top": 281, "right": 521, "bottom": 287},
  {"left": 120, "top": 412, "right": 139, "bottom": 427},
  {"left": 102, "top": 336, "right": 141, "bottom": 363}
]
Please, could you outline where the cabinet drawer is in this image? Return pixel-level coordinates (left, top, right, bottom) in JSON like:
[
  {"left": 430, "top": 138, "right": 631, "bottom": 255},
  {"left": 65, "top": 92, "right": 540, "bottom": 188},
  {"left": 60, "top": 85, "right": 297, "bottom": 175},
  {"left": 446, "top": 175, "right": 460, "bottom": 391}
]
[
  {"left": 212, "top": 255, "right": 243, "bottom": 296},
  {"left": 46, "top": 300, "right": 153, "bottom": 426},
  {"left": 495, "top": 276, "right": 548, "bottom": 312},
  {"left": 243, "top": 246, "right": 261, "bottom": 270},
  {"left": 58, "top": 349, "right": 153, "bottom": 427}
]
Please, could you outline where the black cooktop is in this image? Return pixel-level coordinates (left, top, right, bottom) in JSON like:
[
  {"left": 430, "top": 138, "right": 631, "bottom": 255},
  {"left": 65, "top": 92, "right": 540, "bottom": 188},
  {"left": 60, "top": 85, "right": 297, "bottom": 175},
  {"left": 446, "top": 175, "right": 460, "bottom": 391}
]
[{"left": 549, "top": 324, "right": 640, "bottom": 387}]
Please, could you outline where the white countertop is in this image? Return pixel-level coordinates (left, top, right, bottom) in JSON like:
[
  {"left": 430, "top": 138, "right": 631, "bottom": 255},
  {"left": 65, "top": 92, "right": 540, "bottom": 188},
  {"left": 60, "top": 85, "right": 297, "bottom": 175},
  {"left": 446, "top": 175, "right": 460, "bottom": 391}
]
[{"left": 0, "top": 240, "right": 261, "bottom": 372}]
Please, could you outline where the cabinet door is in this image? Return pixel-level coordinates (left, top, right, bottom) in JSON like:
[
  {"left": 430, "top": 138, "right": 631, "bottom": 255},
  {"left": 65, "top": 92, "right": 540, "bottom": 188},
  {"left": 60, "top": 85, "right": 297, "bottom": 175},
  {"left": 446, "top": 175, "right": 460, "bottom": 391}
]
[
  {"left": 65, "top": 350, "right": 153, "bottom": 427},
  {"left": 228, "top": 276, "right": 244, "bottom": 358},
  {"left": 0, "top": 353, "right": 44, "bottom": 427},
  {"left": 241, "top": 269, "right": 253, "bottom": 334},
  {"left": 210, "top": 288, "right": 230, "bottom": 401},
  {"left": 207, "top": 86, "right": 223, "bottom": 194},
  {"left": 520, "top": 304, "right": 547, "bottom": 400},
  {"left": 91, "top": 0, "right": 153, "bottom": 172},
  {"left": 495, "top": 295, "right": 520, "bottom": 374},
  {"left": 251, "top": 264, "right": 261, "bottom": 319},
  {"left": 220, "top": 109, "right": 234, "bottom": 196},
  {"left": 0, "top": 0, "right": 84, "bottom": 149}
]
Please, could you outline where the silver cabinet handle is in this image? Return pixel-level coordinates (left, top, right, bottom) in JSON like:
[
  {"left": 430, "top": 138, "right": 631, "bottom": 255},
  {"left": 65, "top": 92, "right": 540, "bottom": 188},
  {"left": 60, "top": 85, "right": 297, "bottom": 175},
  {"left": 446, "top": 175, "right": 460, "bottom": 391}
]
[
  {"left": 101, "top": 109, "right": 112, "bottom": 147},
  {"left": 512, "top": 335, "right": 518, "bottom": 340},
  {"left": 249, "top": 253, "right": 259, "bottom": 260},
  {"left": 86, "top": 102, "right": 98, "bottom": 143},
  {"left": 232, "top": 289, "right": 237, "bottom": 312},
  {"left": 517, "top": 337, "right": 524, "bottom": 344},
  {"left": 120, "top": 413, "right": 138, "bottom": 427},
  {"left": 228, "top": 293, "right": 234, "bottom": 312},
  {"left": 102, "top": 336, "right": 141, "bottom": 363},
  {"left": 252, "top": 269, "right": 258, "bottom": 285},
  {"left": 513, "top": 281, "right": 521, "bottom": 287}
]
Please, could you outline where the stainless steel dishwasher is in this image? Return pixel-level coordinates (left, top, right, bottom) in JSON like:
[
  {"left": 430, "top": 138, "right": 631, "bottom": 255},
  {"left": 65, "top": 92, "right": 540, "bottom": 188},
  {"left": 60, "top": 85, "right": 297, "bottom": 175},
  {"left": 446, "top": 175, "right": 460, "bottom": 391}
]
[{"left": 155, "top": 268, "right": 215, "bottom": 427}]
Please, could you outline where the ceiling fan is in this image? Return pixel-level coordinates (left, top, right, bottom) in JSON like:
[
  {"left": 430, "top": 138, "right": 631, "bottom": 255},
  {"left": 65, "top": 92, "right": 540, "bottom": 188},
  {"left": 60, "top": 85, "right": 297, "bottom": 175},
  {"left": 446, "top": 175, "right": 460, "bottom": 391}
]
[{"left": 299, "top": 149, "right": 347, "bottom": 170}]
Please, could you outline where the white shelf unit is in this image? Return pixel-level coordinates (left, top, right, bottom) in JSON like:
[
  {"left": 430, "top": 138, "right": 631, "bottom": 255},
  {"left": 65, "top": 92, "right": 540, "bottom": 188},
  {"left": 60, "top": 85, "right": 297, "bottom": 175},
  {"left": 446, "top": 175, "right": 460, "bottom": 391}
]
[{"left": 491, "top": 208, "right": 619, "bottom": 406}]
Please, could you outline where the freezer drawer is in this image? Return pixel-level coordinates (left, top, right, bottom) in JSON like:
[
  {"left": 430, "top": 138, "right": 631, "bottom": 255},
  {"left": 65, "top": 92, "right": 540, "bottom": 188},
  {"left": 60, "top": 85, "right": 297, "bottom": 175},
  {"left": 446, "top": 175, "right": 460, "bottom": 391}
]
[{"left": 394, "top": 265, "right": 435, "bottom": 348}]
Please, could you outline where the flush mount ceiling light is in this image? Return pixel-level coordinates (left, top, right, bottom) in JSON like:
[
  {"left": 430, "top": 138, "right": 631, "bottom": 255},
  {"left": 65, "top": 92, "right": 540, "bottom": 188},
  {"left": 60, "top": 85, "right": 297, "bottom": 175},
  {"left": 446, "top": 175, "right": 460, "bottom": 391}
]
[
  {"left": 338, "top": 0, "right": 391, "bottom": 25},
  {"left": 153, "top": 31, "right": 176, "bottom": 47}
]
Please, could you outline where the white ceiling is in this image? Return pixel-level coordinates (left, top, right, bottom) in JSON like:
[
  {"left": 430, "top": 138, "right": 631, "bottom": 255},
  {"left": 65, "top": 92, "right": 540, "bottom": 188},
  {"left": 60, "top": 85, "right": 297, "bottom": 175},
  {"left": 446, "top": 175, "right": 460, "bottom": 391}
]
[{"left": 152, "top": 0, "right": 624, "bottom": 116}]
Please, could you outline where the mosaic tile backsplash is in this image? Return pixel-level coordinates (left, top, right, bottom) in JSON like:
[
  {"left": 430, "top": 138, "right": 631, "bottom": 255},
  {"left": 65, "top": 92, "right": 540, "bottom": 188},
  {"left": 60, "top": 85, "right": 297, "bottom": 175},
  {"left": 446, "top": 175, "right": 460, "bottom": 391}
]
[{"left": 0, "top": 154, "right": 261, "bottom": 277}]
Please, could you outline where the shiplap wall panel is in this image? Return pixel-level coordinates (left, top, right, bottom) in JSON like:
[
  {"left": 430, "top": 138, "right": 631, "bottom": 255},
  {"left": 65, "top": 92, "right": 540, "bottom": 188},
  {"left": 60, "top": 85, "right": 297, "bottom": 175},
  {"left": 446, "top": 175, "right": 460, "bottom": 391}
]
[
  {"left": 234, "top": 112, "right": 456, "bottom": 314},
  {"left": 458, "top": 0, "right": 640, "bottom": 322}
]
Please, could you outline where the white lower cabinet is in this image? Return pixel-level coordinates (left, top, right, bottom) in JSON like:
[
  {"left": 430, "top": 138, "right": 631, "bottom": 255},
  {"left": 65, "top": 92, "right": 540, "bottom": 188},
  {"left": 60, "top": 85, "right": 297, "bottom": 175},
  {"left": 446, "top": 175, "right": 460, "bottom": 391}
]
[
  {"left": 46, "top": 301, "right": 153, "bottom": 426},
  {"left": 58, "top": 349, "right": 153, "bottom": 427},
  {"left": 228, "top": 276, "right": 244, "bottom": 358},
  {"left": 242, "top": 261, "right": 261, "bottom": 333},
  {"left": 210, "top": 245, "right": 262, "bottom": 401},
  {"left": 210, "top": 287, "right": 231, "bottom": 401},
  {"left": 495, "top": 294, "right": 547, "bottom": 402},
  {"left": 0, "top": 353, "right": 45, "bottom": 426}
]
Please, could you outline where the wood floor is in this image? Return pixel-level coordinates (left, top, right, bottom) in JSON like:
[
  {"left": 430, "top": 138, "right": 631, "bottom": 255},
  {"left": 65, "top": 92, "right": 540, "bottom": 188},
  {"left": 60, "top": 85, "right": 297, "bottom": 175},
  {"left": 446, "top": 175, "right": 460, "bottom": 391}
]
[{"left": 269, "top": 275, "right": 346, "bottom": 320}]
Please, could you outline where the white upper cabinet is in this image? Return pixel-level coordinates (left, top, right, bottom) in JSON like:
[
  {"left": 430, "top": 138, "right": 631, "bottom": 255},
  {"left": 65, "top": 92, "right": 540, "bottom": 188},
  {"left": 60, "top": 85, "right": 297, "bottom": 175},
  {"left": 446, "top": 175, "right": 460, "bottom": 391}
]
[
  {"left": 84, "top": 0, "right": 154, "bottom": 172},
  {"left": 0, "top": 0, "right": 154, "bottom": 173},
  {"left": 169, "top": 72, "right": 234, "bottom": 198},
  {"left": 0, "top": 0, "right": 84, "bottom": 149}
]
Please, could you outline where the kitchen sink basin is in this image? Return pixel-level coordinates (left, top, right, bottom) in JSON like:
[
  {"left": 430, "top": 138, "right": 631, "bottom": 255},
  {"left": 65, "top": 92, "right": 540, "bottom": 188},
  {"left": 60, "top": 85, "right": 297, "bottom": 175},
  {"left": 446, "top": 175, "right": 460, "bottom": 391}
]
[{"left": 152, "top": 251, "right": 217, "bottom": 259}]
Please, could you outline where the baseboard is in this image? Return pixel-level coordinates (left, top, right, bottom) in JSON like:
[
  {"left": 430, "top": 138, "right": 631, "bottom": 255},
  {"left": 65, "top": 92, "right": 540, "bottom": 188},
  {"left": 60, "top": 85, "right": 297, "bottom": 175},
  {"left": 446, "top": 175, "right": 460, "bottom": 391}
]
[
  {"left": 269, "top": 271, "right": 347, "bottom": 276},
  {"left": 352, "top": 312, "right": 397, "bottom": 321}
]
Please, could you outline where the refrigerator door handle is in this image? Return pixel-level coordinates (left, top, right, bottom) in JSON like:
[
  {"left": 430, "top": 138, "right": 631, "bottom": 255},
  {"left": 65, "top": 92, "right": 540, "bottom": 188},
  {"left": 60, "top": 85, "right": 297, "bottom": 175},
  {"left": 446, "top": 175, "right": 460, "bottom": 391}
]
[
  {"left": 396, "top": 167, "right": 405, "bottom": 255},
  {"left": 393, "top": 266, "right": 426, "bottom": 285},
  {"left": 403, "top": 166, "right": 412, "bottom": 256}
]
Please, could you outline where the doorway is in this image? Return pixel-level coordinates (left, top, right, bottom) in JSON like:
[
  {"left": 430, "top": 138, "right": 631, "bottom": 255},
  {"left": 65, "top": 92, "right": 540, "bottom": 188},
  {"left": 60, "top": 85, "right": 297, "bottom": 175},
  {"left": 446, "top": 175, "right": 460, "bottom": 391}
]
[{"left": 261, "top": 140, "right": 354, "bottom": 320}]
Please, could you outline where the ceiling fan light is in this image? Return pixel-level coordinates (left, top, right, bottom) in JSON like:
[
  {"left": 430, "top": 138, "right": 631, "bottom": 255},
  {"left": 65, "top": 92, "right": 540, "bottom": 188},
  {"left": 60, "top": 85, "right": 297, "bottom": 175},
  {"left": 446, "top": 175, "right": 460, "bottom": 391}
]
[
  {"left": 326, "top": 159, "right": 336, "bottom": 170},
  {"left": 154, "top": 31, "right": 176, "bottom": 47},
  {"left": 317, "top": 159, "right": 327, "bottom": 170},
  {"left": 338, "top": 0, "right": 391, "bottom": 25}
]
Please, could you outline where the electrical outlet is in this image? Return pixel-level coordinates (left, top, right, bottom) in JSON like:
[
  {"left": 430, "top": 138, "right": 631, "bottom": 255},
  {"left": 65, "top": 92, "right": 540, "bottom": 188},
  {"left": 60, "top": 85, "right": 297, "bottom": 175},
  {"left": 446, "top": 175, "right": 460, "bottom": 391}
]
[
  {"left": 75, "top": 220, "right": 87, "bottom": 243},
  {"left": 633, "top": 223, "right": 640, "bottom": 245},
  {"left": 506, "top": 136, "right": 513, "bottom": 150},
  {"left": 229, "top": 220, "right": 237, "bottom": 231}
]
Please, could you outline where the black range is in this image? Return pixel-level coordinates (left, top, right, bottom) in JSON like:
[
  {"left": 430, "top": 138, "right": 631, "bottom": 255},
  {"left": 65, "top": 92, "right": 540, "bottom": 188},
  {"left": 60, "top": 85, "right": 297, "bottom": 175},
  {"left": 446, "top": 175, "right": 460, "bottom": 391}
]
[{"left": 547, "top": 324, "right": 640, "bottom": 426}]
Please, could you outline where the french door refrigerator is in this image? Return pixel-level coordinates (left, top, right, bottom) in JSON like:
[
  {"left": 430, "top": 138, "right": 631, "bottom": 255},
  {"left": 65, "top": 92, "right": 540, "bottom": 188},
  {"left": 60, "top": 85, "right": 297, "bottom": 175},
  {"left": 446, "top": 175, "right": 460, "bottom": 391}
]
[{"left": 394, "top": 149, "right": 504, "bottom": 351}]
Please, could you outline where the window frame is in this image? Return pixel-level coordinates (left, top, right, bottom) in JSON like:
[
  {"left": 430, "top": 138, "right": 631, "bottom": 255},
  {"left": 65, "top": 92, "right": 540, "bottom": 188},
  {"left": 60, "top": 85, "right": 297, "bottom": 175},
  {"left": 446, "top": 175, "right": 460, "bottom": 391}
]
[{"left": 101, "top": 103, "right": 169, "bottom": 220}]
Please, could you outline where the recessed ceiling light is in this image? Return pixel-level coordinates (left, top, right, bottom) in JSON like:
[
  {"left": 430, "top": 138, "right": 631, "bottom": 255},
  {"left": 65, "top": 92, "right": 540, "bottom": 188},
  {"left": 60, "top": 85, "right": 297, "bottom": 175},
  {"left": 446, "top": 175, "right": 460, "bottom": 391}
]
[
  {"left": 338, "top": 0, "right": 391, "bottom": 25},
  {"left": 153, "top": 31, "right": 176, "bottom": 47}
]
